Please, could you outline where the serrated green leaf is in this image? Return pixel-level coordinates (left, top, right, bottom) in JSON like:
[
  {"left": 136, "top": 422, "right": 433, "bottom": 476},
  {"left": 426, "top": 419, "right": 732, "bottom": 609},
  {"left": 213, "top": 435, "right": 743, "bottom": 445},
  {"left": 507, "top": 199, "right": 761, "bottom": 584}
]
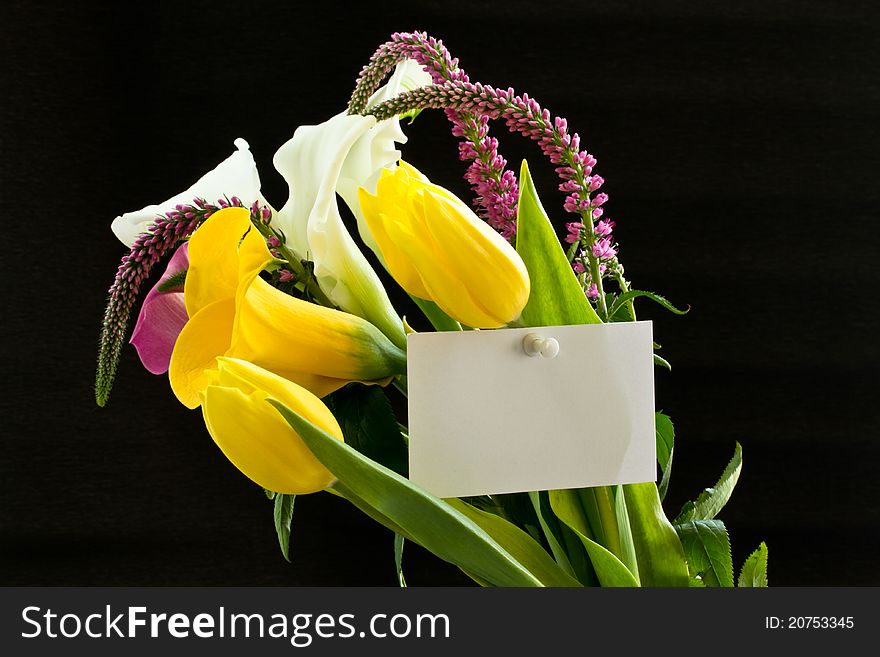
[
  {"left": 689, "top": 575, "right": 707, "bottom": 587},
  {"left": 738, "top": 541, "right": 769, "bottom": 587},
  {"left": 548, "top": 489, "right": 639, "bottom": 587},
  {"left": 324, "top": 384, "right": 408, "bottom": 477},
  {"left": 608, "top": 289, "right": 689, "bottom": 319},
  {"left": 273, "top": 493, "right": 296, "bottom": 563},
  {"left": 674, "top": 519, "right": 734, "bottom": 587},
  {"left": 623, "top": 482, "right": 690, "bottom": 586},
  {"left": 447, "top": 499, "right": 582, "bottom": 587},
  {"left": 515, "top": 160, "right": 602, "bottom": 327},
  {"left": 675, "top": 442, "right": 742, "bottom": 523},
  {"left": 270, "top": 400, "right": 544, "bottom": 587},
  {"left": 394, "top": 533, "right": 407, "bottom": 587}
]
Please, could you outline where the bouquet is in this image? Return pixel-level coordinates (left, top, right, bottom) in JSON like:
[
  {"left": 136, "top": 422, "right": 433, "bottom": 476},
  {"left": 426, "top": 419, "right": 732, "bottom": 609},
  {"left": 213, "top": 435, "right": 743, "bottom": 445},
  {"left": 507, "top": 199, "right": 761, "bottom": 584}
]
[{"left": 95, "top": 32, "right": 768, "bottom": 587}]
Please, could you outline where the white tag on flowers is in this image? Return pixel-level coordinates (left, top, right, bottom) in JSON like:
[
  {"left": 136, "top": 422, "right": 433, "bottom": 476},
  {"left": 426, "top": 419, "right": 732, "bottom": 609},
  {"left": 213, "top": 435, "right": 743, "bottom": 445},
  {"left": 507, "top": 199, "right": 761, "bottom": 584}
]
[{"left": 407, "top": 321, "right": 656, "bottom": 498}]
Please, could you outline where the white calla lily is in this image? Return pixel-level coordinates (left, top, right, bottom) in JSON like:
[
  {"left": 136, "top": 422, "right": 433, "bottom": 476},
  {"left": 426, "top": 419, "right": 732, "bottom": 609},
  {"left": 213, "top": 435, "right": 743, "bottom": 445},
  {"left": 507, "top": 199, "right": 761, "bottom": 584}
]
[
  {"left": 272, "top": 60, "right": 431, "bottom": 349},
  {"left": 111, "top": 138, "right": 270, "bottom": 247}
]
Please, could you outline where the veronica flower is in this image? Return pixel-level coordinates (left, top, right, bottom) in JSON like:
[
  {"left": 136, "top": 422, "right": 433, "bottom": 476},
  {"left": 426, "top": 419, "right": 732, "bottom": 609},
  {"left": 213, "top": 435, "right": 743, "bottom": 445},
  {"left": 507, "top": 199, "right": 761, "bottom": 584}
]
[
  {"left": 110, "top": 138, "right": 269, "bottom": 247},
  {"left": 129, "top": 242, "right": 189, "bottom": 374},
  {"left": 272, "top": 60, "right": 431, "bottom": 349}
]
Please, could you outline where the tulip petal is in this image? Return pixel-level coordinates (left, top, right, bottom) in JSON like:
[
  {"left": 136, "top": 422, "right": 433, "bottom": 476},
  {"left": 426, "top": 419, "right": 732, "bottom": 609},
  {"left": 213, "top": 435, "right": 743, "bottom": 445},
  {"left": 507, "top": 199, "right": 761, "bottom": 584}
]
[
  {"left": 169, "top": 298, "right": 235, "bottom": 409},
  {"left": 201, "top": 385, "right": 336, "bottom": 494},
  {"left": 130, "top": 243, "right": 191, "bottom": 375},
  {"left": 111, "top": 138, "right": 270, "bottom": 247}
]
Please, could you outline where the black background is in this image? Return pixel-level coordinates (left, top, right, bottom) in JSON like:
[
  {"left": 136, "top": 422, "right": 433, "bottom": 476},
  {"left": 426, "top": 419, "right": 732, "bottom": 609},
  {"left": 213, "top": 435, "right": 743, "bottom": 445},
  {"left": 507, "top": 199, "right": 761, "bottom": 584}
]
[{"left": 2, "top": 0, "right": 878, "bottom": 586}]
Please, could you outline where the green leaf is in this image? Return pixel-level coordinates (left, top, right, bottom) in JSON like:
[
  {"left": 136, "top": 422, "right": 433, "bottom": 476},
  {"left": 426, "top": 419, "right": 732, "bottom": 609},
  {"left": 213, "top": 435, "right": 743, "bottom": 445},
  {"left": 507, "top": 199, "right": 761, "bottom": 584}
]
[
  {"left": 515, "top": 160, "right": 602, "bottom": 327},
  {"left": 655, "top": 412, "right": 675, "bottom": 501},
  {"left": 324, "top": 384, "right": 408, "bottom": 477},
  {"left": 674, "top": 519, "right": 734, "bottom": 587},
  {"left": 738, "top": 542, "right": 769, "bottom": 587},
  {"left": 394, "top": 534, "right": 407, "bottom": 587},
  {"left": 675, "top": 442, "right": 742, "bottom": 523},
  {"left": 653, "top": 354, "right": 672, "bottom": 371},
  {"left": 270, "top": 400, "right": 545, "bottom": 587},
  {"left": 273, "top": 493, "right": 296, "bottom": 563},
  {"left": 410, "top": 296, "right": 462, "bottom": 332},
  {"left": 447, "top": 499, "right": 582, "bottom": 587},
  {"left": 623, "top": 482, "right": 690, "bottom": 586},
  {"left": 549, "top": 489, "right": 639, "bottom": 587},
  {"left": 608, "top": 289, "right": 689, "bottom": 319},
  {"left": 612, "top": 485, "right": 640, "bottom": 579}
]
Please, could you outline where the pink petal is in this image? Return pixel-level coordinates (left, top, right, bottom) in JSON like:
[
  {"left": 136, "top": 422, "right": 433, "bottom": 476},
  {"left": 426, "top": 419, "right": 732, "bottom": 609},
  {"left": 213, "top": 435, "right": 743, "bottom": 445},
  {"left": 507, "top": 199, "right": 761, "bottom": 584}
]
[{"left": 130, "top": 243, "right": 190, "bottom": 375}]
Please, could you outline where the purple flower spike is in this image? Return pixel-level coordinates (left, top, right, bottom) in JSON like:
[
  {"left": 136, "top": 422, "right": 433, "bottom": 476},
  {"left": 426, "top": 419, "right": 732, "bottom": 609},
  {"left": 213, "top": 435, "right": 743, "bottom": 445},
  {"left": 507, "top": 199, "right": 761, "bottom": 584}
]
[{"left": 130, "top": 243, "right": 190, "bottom": 375}]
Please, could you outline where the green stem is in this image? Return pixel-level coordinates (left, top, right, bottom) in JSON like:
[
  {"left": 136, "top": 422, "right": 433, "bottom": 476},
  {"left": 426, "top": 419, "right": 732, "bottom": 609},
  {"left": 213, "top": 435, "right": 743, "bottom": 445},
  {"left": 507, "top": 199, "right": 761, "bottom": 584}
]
[{"left": 592, "top": 486, "right": 623, "bottom": 558}]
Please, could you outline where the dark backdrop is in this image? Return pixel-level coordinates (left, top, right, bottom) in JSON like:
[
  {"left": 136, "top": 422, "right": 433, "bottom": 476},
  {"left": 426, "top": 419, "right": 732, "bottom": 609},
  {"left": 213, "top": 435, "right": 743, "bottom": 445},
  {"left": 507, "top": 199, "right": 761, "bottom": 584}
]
[{"left": 2, "top": 0, "right": 878, "bottom": 586}]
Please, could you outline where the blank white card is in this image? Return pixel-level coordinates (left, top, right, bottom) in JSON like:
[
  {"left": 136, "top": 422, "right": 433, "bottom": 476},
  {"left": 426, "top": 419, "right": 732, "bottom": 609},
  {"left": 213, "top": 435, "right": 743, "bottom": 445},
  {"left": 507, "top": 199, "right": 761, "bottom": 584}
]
[{"left": 407, "top": 321, "right": 656, "bottom": 498}]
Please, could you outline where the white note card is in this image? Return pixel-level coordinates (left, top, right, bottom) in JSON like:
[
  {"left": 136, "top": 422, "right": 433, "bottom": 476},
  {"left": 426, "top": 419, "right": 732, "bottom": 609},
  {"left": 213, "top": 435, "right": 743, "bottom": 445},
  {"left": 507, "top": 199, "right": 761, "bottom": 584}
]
[{"left": 407, "top": 321, "right": 656, "bottom": 498}]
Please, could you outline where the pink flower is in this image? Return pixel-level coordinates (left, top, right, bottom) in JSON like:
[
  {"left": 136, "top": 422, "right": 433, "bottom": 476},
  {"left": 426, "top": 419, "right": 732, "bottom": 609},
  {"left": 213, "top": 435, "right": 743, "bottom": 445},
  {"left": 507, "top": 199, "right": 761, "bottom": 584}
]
[
  {"left": 591, "top": 237, "right": 617, "bottom": 259},
  {"left": 572, "top": 261, "right": 587, "bottom": 274},
  {"left": 585, "top": 283, "right": 599, "bottom": 300},
  {"left": 595, "top": 219, "right": 615, "bottom": 237},
  {"left": 130, "top": 243, "right": 190, "bottom": 375},
  {"left": 565, "top": 221, "right": 583, "bottom": 244}
]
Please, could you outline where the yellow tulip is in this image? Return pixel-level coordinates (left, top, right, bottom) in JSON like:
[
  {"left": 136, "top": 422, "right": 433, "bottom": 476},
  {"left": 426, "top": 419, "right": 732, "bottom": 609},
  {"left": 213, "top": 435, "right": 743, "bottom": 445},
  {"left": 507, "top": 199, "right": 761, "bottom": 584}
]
[
  {"left": 357, "top": 161, "right": 530, "bottom": 328},
  {"left": 169, "top": 207, "right": 406, "bottom": 408},
  {"left": 200, "top": 357, "right": 342, "bottom": 494}
]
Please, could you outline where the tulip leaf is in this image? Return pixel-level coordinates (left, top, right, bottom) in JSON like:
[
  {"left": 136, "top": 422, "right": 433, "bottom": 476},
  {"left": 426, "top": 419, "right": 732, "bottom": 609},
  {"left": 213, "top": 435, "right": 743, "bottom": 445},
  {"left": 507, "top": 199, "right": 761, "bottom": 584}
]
[
  {"left": 324, "top": 384, "right": 408, "bottom": 477},
  {"left": 549, "top": 489, "right": 639, "bottom": 587},
  {"left": 528, "top": 491, "right": 597, "bottom": 586},
  {"left": 270, "top": 400, "right": 545, "bottom": 587},
  {"left": 446, "top": 498, "right": 582, "bottom": 587},
  {"left": 516, "top": 160, "right": 602, "bottom": 327},
  {"left": 273, "top": 493, "right": 296, "bottom": 563},
  {"left": 655, "top": 412, "right": 675, "bottom": 501},
  {"left": 623, "top": 482, "right": 690, "bottom": 586},
  {"left": 411, "top": 296, "right": 462, "bottom": 332},
  {"left": 394, "top": 533, "right": 407, "bottom": 587},
  {"left": 674, "top": 519, "right": 734, "bottom": 587},
  {"left": 738, "top": 541, "right": 769, "bottom": 587},
  {"left": 675, "top": 442, "right": 742, "bottom": 523}
]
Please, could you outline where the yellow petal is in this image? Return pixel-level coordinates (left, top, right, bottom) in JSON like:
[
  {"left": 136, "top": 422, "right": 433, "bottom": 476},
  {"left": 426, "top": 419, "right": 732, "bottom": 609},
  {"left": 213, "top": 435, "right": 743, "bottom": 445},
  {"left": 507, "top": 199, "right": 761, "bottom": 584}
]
[
  {"left": 169, "top": 298, "right": 235, "bottom": 408},
  {"left": 184, "top": 207, "right": 253, "bottom": 316},
  {"left": 230, "top": 277, "right": 405, "bottom": 387},
  {"left": 201, "top": 385, "right": 336, "bottom": 494}
]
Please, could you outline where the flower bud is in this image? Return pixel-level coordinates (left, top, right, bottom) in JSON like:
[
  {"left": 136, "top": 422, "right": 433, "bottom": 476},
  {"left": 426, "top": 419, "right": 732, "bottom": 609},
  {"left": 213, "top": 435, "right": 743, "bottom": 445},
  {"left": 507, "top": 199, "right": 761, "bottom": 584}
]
[{"left": 358, "top": 162, "right": 530, "bottom": 328}]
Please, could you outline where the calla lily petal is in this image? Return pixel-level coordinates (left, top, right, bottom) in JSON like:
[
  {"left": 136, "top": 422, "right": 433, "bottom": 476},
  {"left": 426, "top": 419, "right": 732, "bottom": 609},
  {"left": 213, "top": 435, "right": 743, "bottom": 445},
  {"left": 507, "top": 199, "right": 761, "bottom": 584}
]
[
  {"left": 169, "top": 207, "right": 407, "bottom": 408},
  {"left": 273, "top": 114, "right": 406, "bottom": 348},
  {"left": 201, "top": 357, "right": 342, "bottom": 494},
  {"left": 111, "top": 138, "right": 269, "bottom": 247},
  {"left": 336, "top": 59, "right": 433, "bottom": 257},
  {"left": 130, "top": 242, "right": 190, "bottom": 375}
]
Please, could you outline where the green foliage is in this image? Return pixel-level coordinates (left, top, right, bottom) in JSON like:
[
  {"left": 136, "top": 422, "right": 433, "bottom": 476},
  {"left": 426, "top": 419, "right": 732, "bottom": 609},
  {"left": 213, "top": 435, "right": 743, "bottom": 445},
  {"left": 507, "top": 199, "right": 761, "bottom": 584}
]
[
  {"left": 515, "top": 160, "right": 602, "bottom": 327},
  {"left": 324, "top": 384, "right": 408, "bottom": 477},
  {"left": 674, "top": 519, "right": 734, "bottom": 587},
  {"left": 447, "top": 499, "right": 582, "bottom": 587},
  {"left": 738, "top": 542, "right": 769, "bottom": 587},
  {"left": 271, "top": 400, "right": 546, "bottom": 587},
  {"left": 548, "top": 489, "right": 639, "bottom": 587},
  {"left": 675, "top": 443, "right": 742, "bottom": 523},
  {"left": 394, "top": 534, "right": 407, "bottom": 587},
  {"left": 623, "top": 483, "right": 690, "bottom": 587},
  {"left": 273, "top": 493, "right": 296, "bottom": 563},
  {"left": 655, "top": 412, "right": 675, "bottom": 501},
  {"left": 607, "top": 289, "right": 689, "bottom": 320}
]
